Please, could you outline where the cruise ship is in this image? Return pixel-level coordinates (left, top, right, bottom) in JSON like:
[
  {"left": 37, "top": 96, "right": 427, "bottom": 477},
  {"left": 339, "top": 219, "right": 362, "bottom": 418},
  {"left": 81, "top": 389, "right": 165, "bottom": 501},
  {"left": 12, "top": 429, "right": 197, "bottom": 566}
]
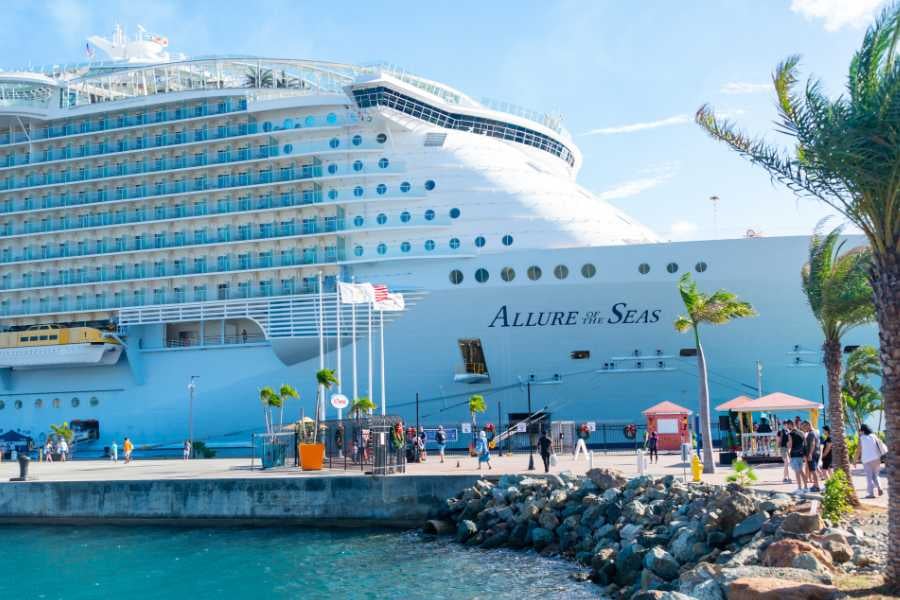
[{"left": 0, "top": 28, "right": 877, "bottom": 453}]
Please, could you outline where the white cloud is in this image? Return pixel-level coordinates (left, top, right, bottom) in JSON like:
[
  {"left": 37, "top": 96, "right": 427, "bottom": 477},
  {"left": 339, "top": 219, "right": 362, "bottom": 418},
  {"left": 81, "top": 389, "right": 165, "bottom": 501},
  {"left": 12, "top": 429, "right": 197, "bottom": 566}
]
[
  {"left": 669, "top": 220, "right": 699, "bottom": 237},
  {"left": 582, "top": 114, "right": 690, "bottom": 136},
  {"left": 595, "top": 164, "right": 678, "bottom": 201},
  {"left": 790, "top": 0, "right": 886, "bottom": 32},
  {"left": 720, "top": 82, "right": 770, "bottom": 95}
]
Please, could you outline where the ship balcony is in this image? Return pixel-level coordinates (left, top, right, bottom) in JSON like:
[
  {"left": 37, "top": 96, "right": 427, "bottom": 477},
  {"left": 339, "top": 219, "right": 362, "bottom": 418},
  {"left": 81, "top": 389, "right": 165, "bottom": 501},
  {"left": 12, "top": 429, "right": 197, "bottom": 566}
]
[{"left": 454, "top": 363, "right": 490, "bottom": 384}]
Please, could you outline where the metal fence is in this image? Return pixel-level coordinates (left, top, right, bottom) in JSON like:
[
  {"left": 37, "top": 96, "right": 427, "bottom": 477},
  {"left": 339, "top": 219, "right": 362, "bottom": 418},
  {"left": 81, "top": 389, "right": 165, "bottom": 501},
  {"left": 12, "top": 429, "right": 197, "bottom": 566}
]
[{"left": 319, "top": 415, "right": 407, "bottom": 475}]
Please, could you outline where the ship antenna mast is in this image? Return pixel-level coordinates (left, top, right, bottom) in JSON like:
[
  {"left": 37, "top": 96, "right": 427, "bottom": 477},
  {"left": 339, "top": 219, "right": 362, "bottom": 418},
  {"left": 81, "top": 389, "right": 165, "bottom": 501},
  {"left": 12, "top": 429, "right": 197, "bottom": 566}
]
[{"left": 709, "top": 195, "right": 720, "bottom": 239}]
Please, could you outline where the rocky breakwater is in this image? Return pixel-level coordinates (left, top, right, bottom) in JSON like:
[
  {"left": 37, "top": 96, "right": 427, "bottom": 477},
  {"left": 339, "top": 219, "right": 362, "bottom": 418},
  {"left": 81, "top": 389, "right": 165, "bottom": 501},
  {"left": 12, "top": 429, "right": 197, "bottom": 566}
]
[{"left": 429, "top": 468, "right": 881, "bottom": 599}]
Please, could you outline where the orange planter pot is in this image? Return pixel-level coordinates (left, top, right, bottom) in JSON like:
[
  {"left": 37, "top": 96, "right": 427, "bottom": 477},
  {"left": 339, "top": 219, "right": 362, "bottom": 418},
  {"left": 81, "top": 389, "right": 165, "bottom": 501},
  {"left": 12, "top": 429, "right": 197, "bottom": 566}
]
[{"left": 299, "top": 443, "right": 325, "bottom": 471}]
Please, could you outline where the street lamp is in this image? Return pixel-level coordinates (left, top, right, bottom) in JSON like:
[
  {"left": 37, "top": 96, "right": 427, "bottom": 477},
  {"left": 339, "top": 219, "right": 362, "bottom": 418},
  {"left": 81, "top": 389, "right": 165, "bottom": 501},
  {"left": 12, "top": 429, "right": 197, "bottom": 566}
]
[
  {"left": 523, "top": 373, "right": 561, "bottom": 471},
  {"left": 187, "top": 376, "right": 198, "bottom": 455}
]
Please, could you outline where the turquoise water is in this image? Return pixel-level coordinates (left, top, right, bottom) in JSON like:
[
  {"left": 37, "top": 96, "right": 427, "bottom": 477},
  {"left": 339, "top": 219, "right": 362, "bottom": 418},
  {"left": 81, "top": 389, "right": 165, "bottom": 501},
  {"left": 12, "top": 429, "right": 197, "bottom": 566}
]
[{"left": 0, "top": 526, "right": 595, "bottom": 599}]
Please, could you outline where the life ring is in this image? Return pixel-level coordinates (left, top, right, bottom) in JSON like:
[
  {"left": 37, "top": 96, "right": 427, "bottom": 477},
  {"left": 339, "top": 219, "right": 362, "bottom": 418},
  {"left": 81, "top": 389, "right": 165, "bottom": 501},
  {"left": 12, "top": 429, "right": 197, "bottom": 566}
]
[{"left": 623, "top": 424, "right": 637, "bottom": 439}]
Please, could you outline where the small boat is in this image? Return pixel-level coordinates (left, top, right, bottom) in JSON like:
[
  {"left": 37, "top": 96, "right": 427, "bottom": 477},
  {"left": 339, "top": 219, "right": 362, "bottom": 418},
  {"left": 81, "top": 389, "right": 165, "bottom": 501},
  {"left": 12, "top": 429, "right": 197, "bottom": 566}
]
[{"left": 0, "top": 325, "right": 123, "bottom": 369}]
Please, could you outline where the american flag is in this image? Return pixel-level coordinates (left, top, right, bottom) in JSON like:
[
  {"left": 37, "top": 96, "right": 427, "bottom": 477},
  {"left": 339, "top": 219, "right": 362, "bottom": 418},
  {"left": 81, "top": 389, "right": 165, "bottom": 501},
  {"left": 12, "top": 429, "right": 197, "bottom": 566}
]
[
  {"left": 85, "top": 42, "right": 95, "bottom": 59},
  {"left": 372, "top": 284, "right": 389, "bottom": 303}
]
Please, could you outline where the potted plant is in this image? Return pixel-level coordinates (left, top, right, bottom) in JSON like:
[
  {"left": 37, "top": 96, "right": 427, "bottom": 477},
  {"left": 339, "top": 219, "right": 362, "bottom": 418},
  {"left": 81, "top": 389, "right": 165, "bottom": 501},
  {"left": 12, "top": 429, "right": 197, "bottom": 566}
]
[{"left": 300, "top": 369, "right": 338, "bottom": 470}]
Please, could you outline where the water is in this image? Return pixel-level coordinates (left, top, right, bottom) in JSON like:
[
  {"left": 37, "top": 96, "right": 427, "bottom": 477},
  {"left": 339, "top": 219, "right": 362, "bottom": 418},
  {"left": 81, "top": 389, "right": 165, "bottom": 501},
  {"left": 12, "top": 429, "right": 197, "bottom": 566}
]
[{"left": 0, "top": 526, "right": 596, "bottom": 599}]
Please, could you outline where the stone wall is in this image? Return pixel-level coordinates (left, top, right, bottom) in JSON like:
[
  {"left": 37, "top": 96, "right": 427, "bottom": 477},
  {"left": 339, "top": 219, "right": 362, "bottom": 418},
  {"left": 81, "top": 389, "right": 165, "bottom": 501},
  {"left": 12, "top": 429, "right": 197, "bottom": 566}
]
[{"left": 0, "top": 475, "right": 484, "bottom": 527}]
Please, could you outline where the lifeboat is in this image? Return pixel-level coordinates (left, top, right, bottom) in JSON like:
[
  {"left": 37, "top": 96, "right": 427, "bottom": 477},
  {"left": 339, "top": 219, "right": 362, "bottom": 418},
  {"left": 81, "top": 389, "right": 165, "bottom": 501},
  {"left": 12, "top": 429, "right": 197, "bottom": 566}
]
[{"left": 0, "top": 325, "right": 123, "bottom": 369}]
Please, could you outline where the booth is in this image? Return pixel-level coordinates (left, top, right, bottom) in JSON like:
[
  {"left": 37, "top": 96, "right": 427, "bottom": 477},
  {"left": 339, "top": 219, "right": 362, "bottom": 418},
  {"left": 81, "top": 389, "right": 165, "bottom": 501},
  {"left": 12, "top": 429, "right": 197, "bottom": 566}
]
[
  {"left": 642, "top": 401, "right": 692, "bottom": 451},
  {"left": 715, "top": 392, "right": 823, "bottom": 463}
]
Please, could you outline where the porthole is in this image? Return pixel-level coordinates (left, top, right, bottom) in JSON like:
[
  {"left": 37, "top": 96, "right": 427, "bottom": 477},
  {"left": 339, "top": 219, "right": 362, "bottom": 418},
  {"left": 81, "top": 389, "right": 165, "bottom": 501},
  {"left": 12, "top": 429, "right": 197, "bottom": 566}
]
[
  {"left": 554, "top": 265, "right": 569, "bottom": 280},
  {"left": 354, "top": 245, "right": 364, "bottom": 257},
  {"left": 35, "top": 398, "right": 43, "bottom": 408},
  {"left": 695, "top": 261, "right": 708, "bottom": 273},
  {"left": 401, "top": 241, "right": 411, "bottom": 253},
  {"left": 283, "top": 118, "right": 294, "bottom": 129},
  {"left": 283, "top": 143, "right": 293, "bottom": 155},
  {"left": 638, "top": 263, "right": 650, "bottom": 275},
  {"left": 14, "top": 400, "right": 22, "bottom": 409},
  {"left": 502, "top": 235, "right": 514, "bottom": 246},
  {"left": 353, "top": 186, "right": 364, "bottom": 197},
  {"left": 424, "top": 179, "right": 436, "bottom": 191},
  {"left": 400, "top": 211, "right": 411, "bottom": 223},
  {"left": 353, "top": 160, "right": 364, "bottom": 172},
  {"left": 71, "top": 397, "right": 80, "bottom": 407},
  {"left": 449, "top": 269, "right": 463, "bottom": 284},
  {"left": 52, "top": 398, "right": 60, "bottom": 408},
  {"left": 89, "top": 396, "right": 99, "bottom": 407},
  {"left": 527, "top": 266, "right": 542, "bottom": 281},
  {"left": 376, "top": 184, "right": 387, "bottom": 195},
  {"left": 377, "top": 243, "right": 387, "bottom": 255},
  {"left": 0, "top": 400, "right": 4, "bottom": 410},
  {"left": 327, "top": 164, "right": 338, "bottom": 175},
  {"left": 449, "top": 238, "right": 460, "bottom": 249},
  {"left": 353, "top": 215, "right": 364, "bottom": 227},
  {"left": 475, "top": 236, "right": 486, "bottom": 248},
  {"left": 424, "top": 209, "right": 435, "bottom": 221},
  {"left": 475, "top": 268, "right": 490, "bottom": 283},
  {"left": 352, "top": 134, "right": 363, "bottom": 146},
  {"left": 424, "top": 240, "right": 435, "bottom": 251},
  {"left": 376, "top": 133, "right": 387, "bottom": 144},
  {"left": 449, "top": 208, "right": 460, "bottom": 219},
  {"left": 501, "top": 267, "right": 516, "bottom": 282},
  {"left": 581, "top": 263, "right": 597, "bottom": 278},
  {"left": 376, "top": 213, "right": 387, "bottom": 225},
  {"left": 329, "top": 137, "right": 340, "bottom": 149},
  {"left": 378, "top": 158, "right": 389, "bottom": 169},
  {"left": 328, "top": 188, "right": 338, "bottom": 200},
  {"left": 262, "top": 121, "right": 272, "bottom": 132},
  {"left": 305, "top": 116, "right": 315, "bottom": 126},
  {"left": 326, "top": 112, "right": 337, "bottom": 124},
  {"left": 666, "top": 262, "right": 679, "bottom": 274},
  {"left": 400, "top": 181, "right": 411, "bottom": 193}
]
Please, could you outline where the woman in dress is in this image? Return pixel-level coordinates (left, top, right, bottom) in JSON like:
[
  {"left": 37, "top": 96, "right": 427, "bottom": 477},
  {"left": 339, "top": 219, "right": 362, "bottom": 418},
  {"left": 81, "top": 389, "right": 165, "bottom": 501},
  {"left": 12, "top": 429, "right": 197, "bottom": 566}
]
[
  {"left": 476, "top": 430, "right": 492, "bottom": 470},
  {"left": 819, "top": 425, "right": 832, "bottom": 479}
]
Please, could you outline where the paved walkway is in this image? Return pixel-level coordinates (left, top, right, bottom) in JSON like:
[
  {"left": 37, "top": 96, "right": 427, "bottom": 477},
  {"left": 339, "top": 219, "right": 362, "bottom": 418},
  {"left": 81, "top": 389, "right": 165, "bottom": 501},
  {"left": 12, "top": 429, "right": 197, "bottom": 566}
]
[{"left": 0, "top": 450, "right": 887, "bottom": 508}]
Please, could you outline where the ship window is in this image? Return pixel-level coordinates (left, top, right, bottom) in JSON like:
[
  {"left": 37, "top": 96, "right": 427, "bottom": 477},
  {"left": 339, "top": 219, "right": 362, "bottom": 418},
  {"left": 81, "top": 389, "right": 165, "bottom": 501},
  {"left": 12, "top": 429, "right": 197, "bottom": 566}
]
[
  {"left": 679, "top": 348, "right": 698, "bottom": 357},
  {"left": 49, "top": 335, "right": 58, "bottom": 340},
  {"left": 458, "top": 339, "right": 489, "bottom": 378},
  {"left": 449, "top": 238, "right": 460, "bottom": 249},
  {"left": 14, "top": 400, "right": 22, "bottom": 410},
  {"left": 424, "top": 179, "right": 436, "bottom": 191},
  {"left": 354, "top": 216, "right": 364, "bottom": 227},
  {"left": 695, "top": 261, "right": 707, "bottom": 273},
  {"left": 449, "top": 208, "right": 460, "bottom": 219},
  {"left": 501, "top": 267, "right": 515, "bottom": 282},
  {"left": 401, "top": 241, "right": 411, "bottom": 253},
  {"left": 666, "top": 262, "right": 679, "bottom": 274},
  {"left": 376, "top": 184, "right": 387, "bottom": 195},
  {"left": 263, "top": 121, "right": 272, "bottom": 132},
  {"left": 502, "top": 235, "right": 514, "bottom": 246},
  {"left": 377, "top": 133, "right": 387, "bottom": 144},
  {"left": 581, "top": 263, "right": 597, "bottom": 278},
  {"left": 19, "top": 336, "right": 27, "bottom": 342},
  {"left": 377, "top": 243, "right": 387, "bottom": 255},
  {"left": 400, "top": 211, "right": 411, "bottom": 223},
  {"left": 283, "top": 144, "right": 293, "bottom": 155},
  {"left": 571, "top": 350, "right": 590, "bottom": 360},
  {"left": 425, "top": 240, "right": 435, "bottom": 251},
  {"left": 354, "top": 245, "right": 363, "bottom": 257},
  {"left": 527, "top": 266, "right": 542, "bottom": 281},
  {"left": 400, "top": 181, "right": 411, "bottom": 193},
  {"left": 329, "top": 138, "right": 340, "bottom": 149},
  {"left": 90, "top": 396, "right": 99, "bottom": 407},
  {"left": 71, "top": 397, "right": 79, "bottom": 407},
  {"left": 638, "top": 263, "right": 650, "bottom": 274},
  {"left": 29, "top": 336, "right": 39, "bottom": 341},
  {"left": 39, "top": 335, "right": 48, "bottom": 341},
  {"left": 52, "top": 398, "right": 60, "bottom": 408},
  {"left": 305, "top": 116, "right": 315, "bottom": 126},
  {"left": 326, "top": 112, "right": 337, "bottom": 124},
  {"left": 353, "top": 186, "right": 364, "bottom": 197},
  {"left": 0, "top": 401, "right": 4, "bottom": 410},
  {"left": 377, "top": 213, "right": 387, "bottom": 225},
  {"left": 449, "top": 269, "right": 463, "bottom": 284},
  {"left": 425, "top": 209, "right": 435, "bottom": 221},
  {"left": 353, "top": 160, "right": 364, "bottom": 172},
  {"left": 474, "top": 236, "right": 486, "bottom": 248},
  {"left": 378, "top": 158, "right": 389, "bottom": 169},
  {"left": 554, "top": 265, "right": 569, "bottom": 279},
  {"left": 34, "top": 398, "right": 43, "bottom": 409},
  {"left": 327, "top": 164, "right": 338, "bottom": 175},
  {"left": 283, "top": 118, "right": 294, "bottom": 129},
  {"left": 475, "top": 268, "right": 490, "bottom": 283},
  {"left": 328, "top": 188, "right": 338, "bottom": 200},
  {"left": 352, "top": 135, "right": 362, "bottom": 146}
]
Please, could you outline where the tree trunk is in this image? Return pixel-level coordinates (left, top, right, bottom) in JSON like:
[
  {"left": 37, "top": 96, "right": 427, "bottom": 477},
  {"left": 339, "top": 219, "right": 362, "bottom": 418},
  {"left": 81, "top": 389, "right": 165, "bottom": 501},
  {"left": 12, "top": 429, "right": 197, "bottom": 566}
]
[
  {"left": 873, "top": 249, "right": 900, "bottom": 590},
  {"left": 696, "top": 336, "right": 715, "bottom": 474},
  {"left": 824, "top": 338, "right": 857, "bottom": 504}
]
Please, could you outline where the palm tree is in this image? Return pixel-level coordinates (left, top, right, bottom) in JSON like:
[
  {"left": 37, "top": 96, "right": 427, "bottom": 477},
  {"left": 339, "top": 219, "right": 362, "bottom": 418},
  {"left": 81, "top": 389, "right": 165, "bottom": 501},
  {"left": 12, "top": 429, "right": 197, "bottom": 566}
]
[
  {"left": 277, "top": 384, "right": 299, "bottom": 432},
  {"left": 314, "top": 369, "right": 339, "bottom": 443},
  {"left": 800, "top": 223, "right": 874, "bottom": 492},
  {"left": 244, "top": 66, "right": 273, "bottom": 89},
  {"left": 50, "top": 422, "right": 74, "bottom": 444},
  {"left": 468, "top": 394, "right": 486, "bottom": 448},
  {"left": 843, "top": 345, "right": 883, "bottom": 432},
  {"left": 259, "top": 386, "right": 281, "bottom": 435},
  {"left": 674, "top": 273, "right": 755, "bottom": 473},
  {"left": 351, "top": 395, "right": 376, "bottom": 419},
  {"left": 694, "top": 5, "right": 900, "bottom": 582}
]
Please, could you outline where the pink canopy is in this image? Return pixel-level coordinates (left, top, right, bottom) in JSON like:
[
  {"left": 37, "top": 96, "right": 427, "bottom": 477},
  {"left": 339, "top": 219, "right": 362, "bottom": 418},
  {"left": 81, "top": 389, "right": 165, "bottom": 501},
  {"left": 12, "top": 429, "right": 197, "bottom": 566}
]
[
  {"left": 642, "top": 401, "right": 692, "bottom": 415},
  {"left": 715, "top": 392, "right": 823, "bottom": 413}
]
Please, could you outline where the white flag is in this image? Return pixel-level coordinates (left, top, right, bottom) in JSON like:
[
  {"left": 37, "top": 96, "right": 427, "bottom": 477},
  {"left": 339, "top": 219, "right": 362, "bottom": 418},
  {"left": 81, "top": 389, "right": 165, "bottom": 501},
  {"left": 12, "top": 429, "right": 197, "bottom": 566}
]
[
  {"left": 375, "top": 292, "right": 405, "bottom": 312},
  {"left": 338, "top": 282, "right": 375, "bottom": 304}
]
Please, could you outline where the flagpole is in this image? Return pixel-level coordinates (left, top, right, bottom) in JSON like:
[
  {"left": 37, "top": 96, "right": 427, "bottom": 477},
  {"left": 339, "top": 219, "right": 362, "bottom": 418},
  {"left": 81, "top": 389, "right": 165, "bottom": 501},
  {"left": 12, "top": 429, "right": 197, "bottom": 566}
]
[
  {"left": 367, "top": 302, "right": 373, "bottom": 412},
  {"left": 351, "top": 287, "right": 358, "bottom": 405},
  {"left": 335, "top": 279, "right": 342, "bottom": 421},
  {"left": 317, "top": 271, "right": 325, "bottom": 421},
  {"left": 379, "top": 308, "right": 386, "bottom": 416}
]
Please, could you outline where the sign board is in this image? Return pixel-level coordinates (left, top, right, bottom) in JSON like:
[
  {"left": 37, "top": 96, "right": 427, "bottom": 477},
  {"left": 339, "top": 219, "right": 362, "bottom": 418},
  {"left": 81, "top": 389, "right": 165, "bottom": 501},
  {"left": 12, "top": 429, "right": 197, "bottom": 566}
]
[
  {"left": 330, "top": 394, "right": 349, "bottom": 410},
  {"left": 516, "top": 422, "right": 527, "bottom": 433},
  {"left": 424, "top": 428, "right": 459, "bottom": 444},
  {"left": 461, "top": 422, "right": 472, "bottom": 434},
  {"left": 586, "top": 421, "right": 596, "bottom": 432},
  {"left": 657, "top": 418, "right": 679, "bottom": 434}
]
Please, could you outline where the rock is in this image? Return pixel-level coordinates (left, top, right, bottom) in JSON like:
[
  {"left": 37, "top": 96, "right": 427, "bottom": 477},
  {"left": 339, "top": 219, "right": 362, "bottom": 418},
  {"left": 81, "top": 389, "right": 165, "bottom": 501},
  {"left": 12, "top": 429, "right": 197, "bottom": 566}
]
[
  {"left": 531, "top": 527, "right": 554, "bottom": 549},
  {"left": 716, "top": 566, "right": 832, "bottom": 587},
  {"left": 726, "top": 577, "right": 839, "bottom": 600},
  {"left": 480, "top": 529, "right": 509, "bottom": 548},
  {"left": 624, "top": 500, "right": 648, "bottom": 521},
  {"left": 644, "top": 546, "right": 681, "bottom": 580},
  {"left": 602, "top": 487, "right": 621, "bottom": 502},
  {"left": 508, "top": 522, "right": 530, "bottom": 548},
  {"left": 683, "top": 579, "right": 725, "bottom": 600},
  {"left": 779, "top": 511, "right": 824, "bottom": 535},
  {"left": 620, "top": 523, "right": 643, "bottom": 542},
  {"left": 615, "top": 542, "right": 647, "bottom": 586},
  {"left": 639, "top": 569, "right": 671, "bottom": 593},
  {"left": 498, "top": 474, "right": 524, "bottom": 488},
  {"left": 761, "top": 539, "right": 833, "bottom": 572},
  {"left": 669, "top": 528, "right": 700, "bottom": 563},
  {"left": 732, "top": 512, "right": 766, "bottom": 538},
  {"left": 820, "top": 538, "right": 852, "bottom": 563},
  {"left": 586, "top": 468, "right": 627, "bottom": 490},
  {"left": 759, "top": 494, "right": 792, "bottom": 513},
  {"left": 545, "top": 474, "right": 566, "bottom": 489},
  {"left": 456, "top": 519, "right": 477, "bottom": 542},
  {"left": 792, "top": 553, "right": 830, "bottom": 575},
  {"left": 706, "top": 530, "right": 728, "bottom": 548},
  {"left": 632, "top": 592, "right": 694, "bottom": 600},
  {"left": 569, "top": 571, "right": 591, "bottom": 582},
  {"left": 605, "top": 502, "right": 623, "bottom": 522},
  {"left": 538, "top": 510, "right": 560, "bottom": 531},
  {"left": 710, "top": 491, "right": 757, "bottom": 532},
  {"left": 549, "top": 488, "right": 568, "bottom": 508}
]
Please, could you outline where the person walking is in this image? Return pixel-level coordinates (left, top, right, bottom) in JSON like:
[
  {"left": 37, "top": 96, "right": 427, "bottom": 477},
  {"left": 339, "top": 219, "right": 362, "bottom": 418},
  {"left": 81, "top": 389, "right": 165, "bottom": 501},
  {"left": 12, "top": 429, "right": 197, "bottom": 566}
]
[
  {"left": 573, "top": 424, "right": 590, "bottom": 461},
  {"left": 123, "top": 437, "right": 134, "bottom": 463},
  {"left": 416, "top": 426, "right": 427, "bottom": 462},
  {"left": 44, "top": 439, "right": 53, "bottom": 463},
  {"left": 183, "top": 440, "right": 192, "bottom": 460},
  {"left": 110, "top": 440, "right": 118, "bottom": 463},
  {"left": 802, "top": 421, "right": 821, "bottom": 492},
  {"left": 777, "top": 421, "right": 791, "bottom": 483},
  {"left": 58, "top": 437, "right": 68, "bottom": 462},
  {"left": 475, "top": 430, "right": 491, "bottom": 471},
  {"left": 647, "top": 430, "right": 659, "bottom": 464},
  {"left": 819, "top": 425, "right": 832, "bottom": 478},
  {"left": 786, "top": 420, "right": 808, "bottom": 493},
  {"left": 537, "top": 430, "right": 553, "bottom": 473},
  {"left": 854, "top": 424, "right": 886, "bottom": 498},
  {"left": 435, "top": 425, "right": 447, "bottom": 463}
]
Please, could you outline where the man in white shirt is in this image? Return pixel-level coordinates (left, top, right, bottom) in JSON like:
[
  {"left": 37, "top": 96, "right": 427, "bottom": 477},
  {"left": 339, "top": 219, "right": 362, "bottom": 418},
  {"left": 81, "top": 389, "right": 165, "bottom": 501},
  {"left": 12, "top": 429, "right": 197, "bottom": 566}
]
[
  {"left": 854, "top": 424, "right": 886, "bottom": 498},
  {"left": 58, "top": 438, "right": 69, "bottom": 462}
]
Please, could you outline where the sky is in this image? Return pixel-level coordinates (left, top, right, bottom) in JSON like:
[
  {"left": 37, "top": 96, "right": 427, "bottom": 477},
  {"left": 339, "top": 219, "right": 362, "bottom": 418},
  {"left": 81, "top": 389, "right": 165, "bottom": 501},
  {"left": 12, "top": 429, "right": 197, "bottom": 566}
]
[{"left": 0, "top": 0, "right": 889, "bottom": 241}]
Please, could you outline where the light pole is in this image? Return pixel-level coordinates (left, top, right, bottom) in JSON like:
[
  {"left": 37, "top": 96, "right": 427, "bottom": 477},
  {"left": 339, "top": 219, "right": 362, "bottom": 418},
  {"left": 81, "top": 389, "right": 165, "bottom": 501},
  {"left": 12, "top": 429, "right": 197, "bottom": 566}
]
[
  {"left": 187, "top": 376, "right": 198, "bottom": 455},
  {"left": 523, "top": 373, "right": 561, "bottom": 471}
]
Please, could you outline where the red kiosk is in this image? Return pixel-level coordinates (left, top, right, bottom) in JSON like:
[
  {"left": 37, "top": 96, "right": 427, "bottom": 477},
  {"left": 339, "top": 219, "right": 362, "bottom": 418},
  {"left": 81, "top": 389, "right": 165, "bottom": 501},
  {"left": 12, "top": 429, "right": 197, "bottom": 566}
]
[{"left": 642, "top": 401, "right": 692, "bottom": 451}]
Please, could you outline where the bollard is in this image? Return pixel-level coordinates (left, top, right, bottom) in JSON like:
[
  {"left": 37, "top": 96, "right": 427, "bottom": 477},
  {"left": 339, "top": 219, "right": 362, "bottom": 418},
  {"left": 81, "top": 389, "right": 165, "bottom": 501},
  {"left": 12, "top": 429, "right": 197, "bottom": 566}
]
[
  {"left": 10, "top": 453, "right": 31, "bottom": 481},
  {"left": 636, "top": 449, "right": 645, "bottom": 475},
  {"left": 691, "top": 454, "right": 702, "bottom": 483},
  {"left": 588, "top": 450, "right": 594, "bottom": 470}
]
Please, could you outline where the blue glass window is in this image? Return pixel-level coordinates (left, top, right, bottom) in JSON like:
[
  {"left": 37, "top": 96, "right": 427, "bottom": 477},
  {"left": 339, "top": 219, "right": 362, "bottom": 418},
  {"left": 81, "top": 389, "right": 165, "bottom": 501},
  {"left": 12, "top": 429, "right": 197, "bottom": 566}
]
[
  {"left": 352, "top": 135, "right": 362, "bottom": 146},
  {"left": 353, "top": 160, "right": 363, "bottom": 172},
  {"left": 327, "top": 188, "right": 338, "bottom": 200},
  {"left": 283, "top": 118, "right": 294, "bottom": 129},
  {"left": 502, "top": 234, "right": 514, "bottom": 246},
  {"left": 326, "top": 112, "right": 337, "bottom": 125},
  {"left": 376, "top": 184, "right": 387, "bottom": 195},
  {"left": 475, "top": 236, "right": 486, "bottom": 248},
  {"left": 378, "top": 158, "right": 389, "bottom": 169},
  {"left": 400, "top": 211, "right": 411, "bottom": 223},
  {"left": 327, "top": 164, "right": 338, "bottom": 175},
  {"left": 424, "top": 209, "right": 435, "bottom": 221},
  {"left": 449, "top": 238, "right": 460, "bottom": 249},
  {"left": 400, "top": 181, "right": 411, "bottom": 193},
  {"left": 329, "top": 138, "right": 340, "bottom": 149},
  {"left": 401, "top": 241, "right": 411, "bottom": 253},
  {"left": 424, "top": 179, "right": 436, "bottom": 191},
  {"left": 262, "top": 121, "right": 272, "bottom": 132},
  {"left": 354, "top": 245, "right": 363, "bottom": 257},
  {"left": 475, "top": 268, "right": 489, "bottom": 283},
  {"left": 376, "top": 133, "right": 387, "bottom": 143},
  {"left": 376, "top": 213, "right": 387, "bottom": 225},
  {"left": 304, "top": 116, "right": 315, "bottom": 126},
  {"left": 425, "top": 240, "right": 435, "bottom": 251},
  {"left": 353, "top": 186, "right": 364, "bottom": 197},
  {"left": 283, "top": 144, "right": 293, "bottom": 155},
  {"left": 377, "top": 243, "right": 387, "bottom": 255},
  {"left": 353, "top": 215, "right": 364, "bottom": 227},
  {"left": 450, "top": 208, "right": 461, "bottom": 219}
]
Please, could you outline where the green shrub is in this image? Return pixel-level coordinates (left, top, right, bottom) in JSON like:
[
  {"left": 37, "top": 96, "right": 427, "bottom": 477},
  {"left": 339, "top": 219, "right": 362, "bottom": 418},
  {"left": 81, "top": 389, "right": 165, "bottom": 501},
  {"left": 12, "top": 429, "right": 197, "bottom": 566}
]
[
  {"left": 822, "top": 469, "right": 853, "bottom": 522},
  {"left": 725, "top": 459, "right": 758, "bottom": 487},
  {"left": 191, "top": 440, "right": 216, "bottom": 459},
  {"left": 845, "top": 434, "right": 860, "bottom": 462}
]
